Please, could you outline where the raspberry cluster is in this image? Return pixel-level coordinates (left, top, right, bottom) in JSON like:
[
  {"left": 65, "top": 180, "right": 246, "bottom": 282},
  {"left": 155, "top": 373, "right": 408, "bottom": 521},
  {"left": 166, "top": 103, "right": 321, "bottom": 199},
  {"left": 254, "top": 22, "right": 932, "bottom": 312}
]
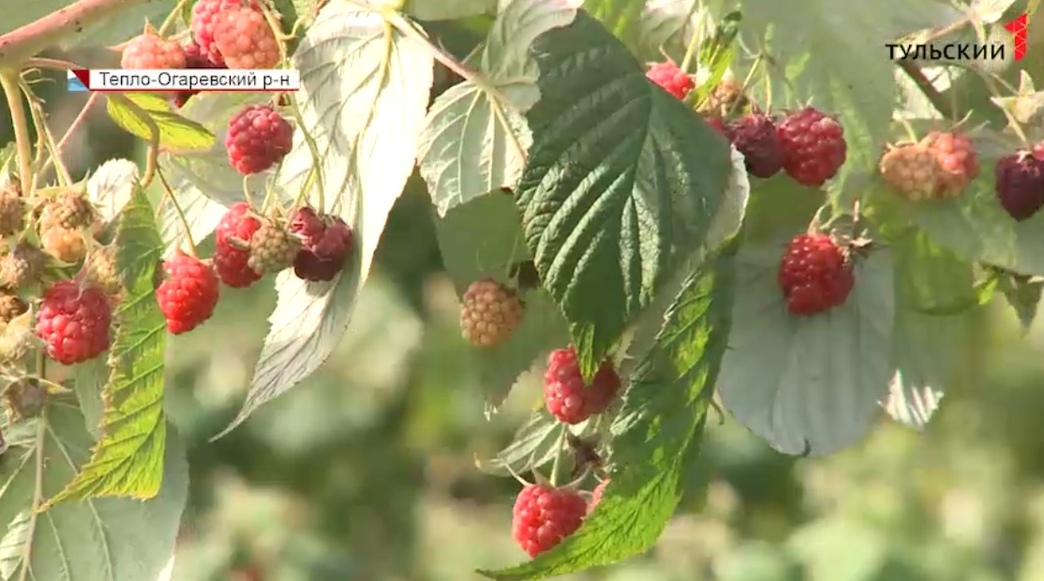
[
  {"left": 543, "top": 347, "right": 621, "bottom": 425},
  {"left": 777, "top": 233, "right": 854, "bottom": 316},
  {"left": 512, "top": 484, "right": 588, "bottom": 557}
]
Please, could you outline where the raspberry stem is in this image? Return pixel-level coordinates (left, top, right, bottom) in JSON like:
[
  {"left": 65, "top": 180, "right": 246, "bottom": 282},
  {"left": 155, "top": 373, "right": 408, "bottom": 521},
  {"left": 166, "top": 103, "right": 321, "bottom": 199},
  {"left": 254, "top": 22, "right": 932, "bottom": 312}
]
[
  {"left": 110, "top": 94, "right": 160, "bottom": 187},
  {"left": 37, "top": 92, "right": 99, "bottom": 189},
  {"left": 548, "top": 425, "right": 568, "bottom": 488},
  {"left": 156, "top": 167, "right": 199, "bottom": 258},
  {"left": 678, "top": 22, "right": 702, "bottom": 73},
  {"left": 0, "top": 72, "right": 32, "bottom": 197},
  {"left": 15, "top": 353, "right": 47, "bottom": 581},
  {"left": 20, "top": 79, "right": 72, "bottom": 187}
]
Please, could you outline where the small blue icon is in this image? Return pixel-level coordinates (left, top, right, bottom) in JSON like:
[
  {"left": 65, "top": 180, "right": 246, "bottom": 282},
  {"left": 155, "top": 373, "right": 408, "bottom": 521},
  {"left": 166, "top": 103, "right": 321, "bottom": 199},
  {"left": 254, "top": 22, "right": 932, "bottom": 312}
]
[{"left": 66, "top": 71, "right": 87, "bottom": 92}]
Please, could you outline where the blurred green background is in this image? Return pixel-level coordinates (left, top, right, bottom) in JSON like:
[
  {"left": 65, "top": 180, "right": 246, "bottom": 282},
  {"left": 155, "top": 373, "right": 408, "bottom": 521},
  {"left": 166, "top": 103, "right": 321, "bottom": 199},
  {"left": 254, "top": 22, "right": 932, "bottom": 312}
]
[{"left": 7, "top": 58, "right": 1044, "bottom": 581}]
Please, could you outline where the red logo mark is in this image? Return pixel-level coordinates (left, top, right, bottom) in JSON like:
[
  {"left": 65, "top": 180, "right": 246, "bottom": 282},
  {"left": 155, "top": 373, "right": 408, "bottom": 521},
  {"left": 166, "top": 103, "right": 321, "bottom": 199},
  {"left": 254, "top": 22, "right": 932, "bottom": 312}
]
[{"left": 1004, "top": 13, "right": 1028, "bottom": 61}]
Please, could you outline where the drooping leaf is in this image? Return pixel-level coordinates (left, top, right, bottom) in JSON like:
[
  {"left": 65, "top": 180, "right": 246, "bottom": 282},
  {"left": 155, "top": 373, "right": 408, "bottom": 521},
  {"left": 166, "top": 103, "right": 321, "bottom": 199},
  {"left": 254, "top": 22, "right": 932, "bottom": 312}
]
[
  {"left": 106, "top": 93, "right": 216, "bottom": 151},
  {"left": 0, "top": 399, "right": 187, "bottom": 581},
  {"left": 717, "top": 239, "right": 896, "bottom": 456},
  {"left": 44, "top": 188, "right": 166, "bottom": 506},
  {"left": 215, "top": 3, "right": 433, "bottom": 437},
  {"left": 433, "top": 193, "right": 570, "bottom": 410},
  {"left": 475, "top": 409, "right": 564, "bottom": 477},
  {"left": 482, "top": 247, "right": 736, "bottom": 579},
  {"left": 86, "top": 158, "right": 139, "bottom": 225},
  {"left": 404, "top": 0, "right": 495, "bottom": 20},
  {"left": 997, "top": 271, "right": 1044, "bottom": 331},
  {"left": 513, "top": 12, "right": 733, "bottom": 377},
  {"left": 417, "top": 0, "right": 578, "bottom": 215},
  {"left": 717, "top": 0, "right": 960, "bottom": 194}
]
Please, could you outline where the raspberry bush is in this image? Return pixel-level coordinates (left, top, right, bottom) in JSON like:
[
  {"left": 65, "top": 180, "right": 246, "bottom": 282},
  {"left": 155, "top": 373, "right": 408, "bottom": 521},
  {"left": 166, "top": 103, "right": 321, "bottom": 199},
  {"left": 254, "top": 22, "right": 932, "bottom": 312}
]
[{"left": 0, "top": 0, "right": 1042, "bottom": 579}]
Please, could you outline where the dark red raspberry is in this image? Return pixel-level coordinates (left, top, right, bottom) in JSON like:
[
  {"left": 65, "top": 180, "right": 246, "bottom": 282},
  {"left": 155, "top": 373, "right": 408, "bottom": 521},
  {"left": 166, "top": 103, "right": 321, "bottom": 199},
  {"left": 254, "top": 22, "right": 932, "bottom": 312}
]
[
  {"left": 213, "top": 6, "right": 281, "bottom": 70},
  {"left": 776, "top": 107, "right": 847, "bottom": 187},
  {"left": 35, "top": 281, "right": 112, "bottom": 365},
  {"left": 645, "top": 61, "right": 694, "bottom": 100},
  {"left": 777, "top": 233, "right": 854, "bottom": 315},
  {"left": 191, "top": 0, "right": 242, "bottom": 64},
  {"left": 543, "top": 347, "right": 621, "bottom": 425},
  {"left": 173, "top": 41, "right": 226, "bottom": 108},
  {"left": 155, "top": 252, "right": 220, "bottom": 335},
  {"left": 589, "top": 480, "right": 608, "bottom": 511},
  {"left": 995, "top": 151, "right": 1044, "bottom": 221},
  {"left": 226, "top": 104, "right": 293, "bottom": 175},
  {"left": 512, "top": 484, "right": 587, "bottom": 558},
  {"left": 725, "top": 114, "right": 784, "bottom": 178},
  {"left": 120, "top": 32, "right": 187, "bottom": 70},
  {"left": 288, "top": 207, "right": 354, "bottom": 282},
  {"left": 214, "top": 202, "right": 263, "bottom": 287}
]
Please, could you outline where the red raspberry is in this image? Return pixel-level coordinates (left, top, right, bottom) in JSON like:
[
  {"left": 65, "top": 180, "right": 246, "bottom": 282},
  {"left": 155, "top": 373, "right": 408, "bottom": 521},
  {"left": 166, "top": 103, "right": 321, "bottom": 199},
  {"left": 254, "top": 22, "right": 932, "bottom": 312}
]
[
  {"left": 225, "top": 104, "right": 294, "bottom": 175},
  {"left": 120, "top": 33, "right": 187, "bottom": 70},
  {"left": 543, "top": 347, "right": 621, "bottom": 425},
  {"left": 725, "top": 114, "right": 784, "bottom": 178},
  {"left": 35, "top": 281, "right": 112, "bottom": 365},
  {"left": 213, "top": 6, "right": 281, "bottom": 70},
  {"left": 777, "top": 233, "right": 854, "bottom": 315},
  {"left": 995, "top": 151, "right": 1044, "bottom": 221},
  {"left": 511, "top": 484, "right": 587, "bottom": 558},
  {"left": 214, "top": 202, "right": 263, "bottom": 287},
  {"left": 155, "top": 252, "right": 220, "bottom": 335},
  {"left": 288, "top": 207, "right": 354, "bottom": 282},
  {"left": 173, "top": 41, "right": 227, "bottom": 108},
  {"left": 776, "top": 107, "right": 847, "bottom": 187},
  {"left": 703, "top": 114, "right": 727, "bottom": 135},
  {"left": 645, "top": 61, "right": 694, "bottom": 100},
  {"left": 191, "top": 0, "right": 242, "bottom": 64},
  {"left": 922, "top": 131, "right": 979, "bottom": 195},
  {"left": 589, "top": 480, "right": 608, "bottom": 511}
]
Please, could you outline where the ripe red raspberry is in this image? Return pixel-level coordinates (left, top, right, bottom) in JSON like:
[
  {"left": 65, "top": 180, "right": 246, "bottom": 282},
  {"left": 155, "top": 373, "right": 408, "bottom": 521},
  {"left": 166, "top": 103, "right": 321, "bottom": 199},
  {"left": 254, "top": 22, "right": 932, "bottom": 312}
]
[
  {"left": 173, "top": 41, "right": 227, "bottom": 108},
  {"left": 213, "top": 6, "right": 280, "bottom": 70},
  {"left": 0, "top": 184, "right": 24, "bottom": 236},
  {"left": 995, "top": 151, "right": 1044, "bottom": 221},
  {"left": 155, "top": 252, "right": 220, "bottom": 335},
  {"left": 512, "top": 484, "right": 587, "bottom": 558},
  {"left": 543, "top": 347, "right": 621, "bottom": 425},
  {"left": 645, "top": 61, "right": 694, "bottom": 100},
  {"left": 213, "top": 202, "right": 263, "bottom": 288},
  {"left": 777, "top": 233, "right": 854, "bottom": 315},
  {"left": 35, "top": 281, "right": 112, "bottom": 365},
  {"left": 878, "top": 143, "right": 943, "bottom": 201},
  {"left": 459, "top": 278, "right": 524, "bottom": 348},
  {"left": 589, "top": 480, "right": 608, "bottom": 511},
  {"left": 776, "top": 107, "right": 847, "bottom": 187},
  {"left": 226, "top": 104, "right": 294, "bottom": 175},
  {"left": 191, "top": 0, "right": 243, "bottom": 64},
  {"left": 120, "top": 33, "right": 187, "bottom": 70},
  {"left": 703, "top": 114, "right": 726, "bottom": 135},
  {"left": 922, "top": 131, "right": 979, "bottom": 195},
  {"left": 288, "top": 207, "right": 354, "bottom": 282},
  {"left": 725, "top": 114, "right": 784, "bottom": 178}
]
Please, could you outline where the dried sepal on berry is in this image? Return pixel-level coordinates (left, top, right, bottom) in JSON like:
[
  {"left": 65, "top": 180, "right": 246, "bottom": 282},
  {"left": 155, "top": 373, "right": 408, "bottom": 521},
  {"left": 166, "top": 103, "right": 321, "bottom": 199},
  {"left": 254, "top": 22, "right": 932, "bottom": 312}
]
[
  {"left": 0, "top": 308, "right": 37, "bottom": 365},
  {"left": 459, "top": 278, "right": 524, "bottom": 348},
  {"left": 0, "top": 183, "right": 25, "bottom": 237},
  {"left": 3, "top": 378, "right": 47, "bottom": 421}
]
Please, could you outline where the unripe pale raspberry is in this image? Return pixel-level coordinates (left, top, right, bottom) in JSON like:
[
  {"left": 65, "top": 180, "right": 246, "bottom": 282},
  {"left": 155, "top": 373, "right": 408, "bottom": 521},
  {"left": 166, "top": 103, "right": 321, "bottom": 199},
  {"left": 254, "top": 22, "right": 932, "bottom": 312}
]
[
  {"left": 156, "top": 252, "right": 221, "bottom": 335},
  {"left": 3, "top": 379, "right": 47, "bottom": 421},
  {"left": 777, "top": 107, "right": 847, "bottom": 187},
  {"left": 543, "top": 347, "right": 621, "bottom": 425},
  {"left": 0, "top": 243, "right": 46, "bottom": 290},
  {"left": 725, "top": 114, "right": 784, "bottom": 178},
  {"left": 40, "top": 226, "right": 87, "bottom": 264},
  {"left": 247, "top": 221, "right": 300, "bottom": 275},
  {"left": 459, "top": 278, "right": 524, "bottom": 348},
  {"left": 878, "top": 143, "right": 944, "bottom": 201},
  {"left": 995, "top": 151, "right": 1044, "bottom": 221},
  {"left": 512, "top": 484, "right": 587, "bottom": 558},
  {"left": 0, "top": 319, "right": 35, "bottom": 366},
  {"left": 777, "top": 233, "right": 853, "bottom": 315},
  {"left": 226, "top": 104, "right": 294, "bottom": 175},
  {"left": 214, "top": 202, "right": 264, "bottom": 287},
  {"left": 0, "top": 184, "right": 24, "bottom": 236},
  {"left": 645, "top": 61, "right": 694, "bottom": 100},
  {"left": 288, "top": 206, "right": 354, "bottom": 282},
  {"left": 0, "top": 294, "right": 27, "bottom": 324},
  {"left": 35, "top": 281, "right": 112, "bottom": 365},
  {"left": 39, "top": 190, "right": 94, "bottom": 230},
  {"left": 922, "top": 131, "right": 979, "bottom": 195},
  {"left": 191, "top": 0, "right": 243, "bottom": 64},
  {"left": 83, "top": 247, "right": 122, "bottom": 296},
  {"left": 698, "top": 78, "right": 749, "bottom": 117},
  {"left": 120, "top": 32, "right": 187, "bottom": 70},
  {"left": 213, "top": 6, "right": 281, "bottom": 70}
]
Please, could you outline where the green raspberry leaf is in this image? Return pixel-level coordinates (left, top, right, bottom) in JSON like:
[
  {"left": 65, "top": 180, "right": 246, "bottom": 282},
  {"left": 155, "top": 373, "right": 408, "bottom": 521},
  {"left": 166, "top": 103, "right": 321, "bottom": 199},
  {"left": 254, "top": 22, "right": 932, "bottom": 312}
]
[
  {"left": 43, "top": 187, "right": 167, "bottom": 506},
  {"left": 106, "top": 93, "right": 216, "bottom": 151},
  {"left": 514, "top": 12, "right": 733, "bottom": 378},
  {"left": 434, "top": 193, "right": 569, "bottom": 411},
  {"left": 997, "top": 271, "right": 1044, "bottom": 331},
  {"left": 404, "top": 0, "right": 495, "bottom": 20},
  {"left": 717, "top": 238, "right": 896, "bottom": 456},
  {"left": 583, "top": 0, "right": 647, "bottom": 51},
  {"left": 417, "top": 0, "right": 578, "bottom": 215},
  {"left": 0, "top": 399, "right": 187, "bottom": 581},
  {"left": 480, "top": 247, "right": 736, "bottom": 580}
]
